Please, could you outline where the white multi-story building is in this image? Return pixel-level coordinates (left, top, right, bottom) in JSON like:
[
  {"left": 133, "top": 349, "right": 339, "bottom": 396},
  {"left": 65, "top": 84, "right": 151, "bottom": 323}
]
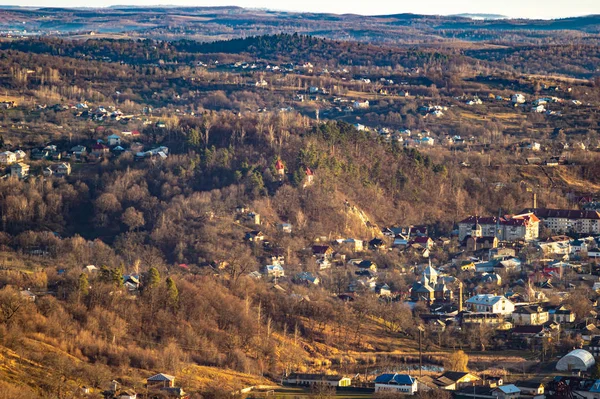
[
  {"left": 458, "top": 213, "right": 539, "bottom": 242},
  {"left": 523, "top": 208, "right": 600, "bottom": 235}
]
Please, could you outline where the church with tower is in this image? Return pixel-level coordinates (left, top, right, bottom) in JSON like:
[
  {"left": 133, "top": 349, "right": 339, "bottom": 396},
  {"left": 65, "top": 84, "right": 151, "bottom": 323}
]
[
  {"left": 464, "top": 218, "right": 499, "bottom": 252},
  {"left": 410, "top": 264, "right": 454, "bottom": 304}
]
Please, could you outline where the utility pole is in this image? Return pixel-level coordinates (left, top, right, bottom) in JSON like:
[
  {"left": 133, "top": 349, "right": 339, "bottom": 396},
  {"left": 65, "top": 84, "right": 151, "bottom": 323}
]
[{"left": 418, "top": 325, "right": 425, "bottom": 377}]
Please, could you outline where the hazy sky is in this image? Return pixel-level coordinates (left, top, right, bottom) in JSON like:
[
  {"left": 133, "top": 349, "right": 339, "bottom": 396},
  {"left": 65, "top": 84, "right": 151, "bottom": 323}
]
[{"left": 8, "top": 0, "right": 600, "bottom": 19}]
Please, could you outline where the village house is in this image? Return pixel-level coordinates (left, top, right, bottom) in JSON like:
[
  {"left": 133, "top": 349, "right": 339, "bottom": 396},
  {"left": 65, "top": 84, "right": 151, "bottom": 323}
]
[
  {"left": 19, "top": 290, "right": 36, "bottom": 302},
  {"left": 112, "top": 146, "right": 126, "bottom": 156},
  {"left": 457, "top": 260, "right": 476, "bottom": 271},
  {"left": 304, "top": 167, "right": 314, "bottom": 187},
  {"left": 512, "top": 93, "right": 526, "bottom": 104},
  {"left": 0, "top": 151, "right": 16, "bottom": 165},
  {"left": 369, "top": 238, "right": 386, "bottom": 250},
  {"left": 374, "top": 373, "right": 418, "bottom": 394},
  {"left": 70, "top": 145, "right": 87, "bottom": 158},
  {"left": 13, "top": 149, "right": 26, "bottom": 161},
  {"left": 409, "top": 236, "right": 434, "bottom": 250},
  {"left": 431, "top": 372, "right": 481, "bottom": 390},
  {"left": 0, "top": 100, "right": 16, "bottom": 109},
  {"left": 353, "top": 100, "right": 370, "bottom": 109},
  {"left": 514, "top": 380, "right": 544, "bottom": 397},
  {"left": 317, "top": 257, "right": 331, "bottom": 270},
  {"left": 136, "top": 146, "right": 169, "bottom": 160},
  {"left": 91, "top": 143, "right": 110, "bottom": 157},
  {"left": 107, "top": 134, "right": 122, "bottom": 146},
  {"left": 357, "top": 260, "right": 377, "bottom": 272},
  {"left": 44, "top": 162, "right": 72, "bottom": 178},
  {"left": 245, "top": 230, "right": 265, "bottom": 242},
  {"left": 245, "top": 212, "right": 261, "bottom": 225},
  {"left": 10, "top": 162, "right": 29, "bottom": 179},
  {"left": 146, "top": 373, "right": 186, "bottom": 398},
  {"left": 31, "top": 147, "right": 51, "bottom": 160},
  {"left": 493, "top": 385, "right": 521, "bottom": 399},
  {"left": 465, "top": 294, "right": 515, "bottom": 315},
  {"left": 510, "top": 325, "right": 556, "bottom": 347},
  {"left": 536, "top": 235, "right": 572, "bottom": 255},
  {"left": 147, "top": 373, "right": 175, "bottom": 388},
  {"left": 312, "top": 245, "right": 334, "bottom": 259},
  {"left": 264, "top": 264, "right": 285, "bottom": 278},
  {"left": 124, "top": 275, "right": 140, "bottom": 292},
  {"left": 284, "top": 373, "right": 351, "bottom": 387},
  {"left": 277, "top": 223, "right": 292, "bottom": 233},
  {"left": 548, "top": 305, "right": 576, "bottom": 324},
  {"left": 455, "top": 385, "right": 521, "bottom": 399},
  {"left": 375, "top": 283, "right": 391, "bottom": 297},
  {"left": 275, "top": 158, "right": 285, "bottom": 176},
  {"left": 342, "top": 238, "right": 364, "bottom": 252},
  {"left": 511, "top": 305, "right": 549, "bottom": 326},
  {"left": 295, "top": 271, "right": 319, "bottom": 285}
]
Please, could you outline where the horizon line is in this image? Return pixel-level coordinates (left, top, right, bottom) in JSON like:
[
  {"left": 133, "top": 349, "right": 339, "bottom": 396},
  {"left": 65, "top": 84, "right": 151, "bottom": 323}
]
[{"left": 0, "top": 4, "right": 595, "bottom": 21}]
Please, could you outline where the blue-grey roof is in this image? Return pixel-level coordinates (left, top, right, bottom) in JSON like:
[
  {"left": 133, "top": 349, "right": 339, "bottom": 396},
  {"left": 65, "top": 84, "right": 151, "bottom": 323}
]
[
  {"left": 374, "top": 373, "right": 415, "bottom": 385},
  {"left": 497, "top": 384, "right": 520, "bottom": 394},
  {"left": 589, "top": 380, "right": 600, "bottom": 393},
  {"left": 297, "top": 272, "right": 317, "bottom": 282},
  {"left": 147, "top": 373, "right": 174, "bottom": 381}
]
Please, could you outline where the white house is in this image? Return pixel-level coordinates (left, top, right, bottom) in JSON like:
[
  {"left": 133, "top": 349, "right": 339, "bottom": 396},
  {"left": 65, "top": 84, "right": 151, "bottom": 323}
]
[
  {"left": 512, "top": 93, "right": 526, "bottom": 104},
  {"left": 374, "top": 374, "right": 418, "bottom": 394},
  {"left": 465, "top": 294, "right": 515, "bottom": 315},
  {"left": 527, "top": 142, "right": 541, "bottom": 151},
  {"left": 0, "top": 151, "right": 16, "bottom": 165},
  {"left": 10, "top": 162, "right": 29, "bottom": 179},
  {"left": 532, "top": 105, "right": 546, "bottom": 113},
  {"left": 511, "top": 305, "right": 549, "bottom": 325},
  {"left": 421, "top": 137, "right": 435, "bottom": 146},
  {"left": 264, "top": 264, "right": 285, "bottom": 278},
  {"left": 353, "top": 100, "right": 370, "bottom": 109},
  {"left": 14, "top": 149, "right": 26, "bottom": 160},
  {"left": 107, "top": 134, "right": 122, "bottom": 146}
]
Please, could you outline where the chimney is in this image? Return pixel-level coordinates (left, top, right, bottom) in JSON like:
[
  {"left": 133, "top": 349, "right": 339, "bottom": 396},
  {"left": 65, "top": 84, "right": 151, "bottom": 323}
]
[{"left": 533, "top": 192, "right": 537, "bottom": 209}]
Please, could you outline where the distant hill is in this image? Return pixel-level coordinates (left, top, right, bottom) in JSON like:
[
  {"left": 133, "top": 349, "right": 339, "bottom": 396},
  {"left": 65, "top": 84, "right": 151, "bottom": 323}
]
[
  {"left": 453, "top": 13, "right": 508, "bottom": 20},
  {"left": 0, "top": 6, "right": 599, "bottom": 44}
]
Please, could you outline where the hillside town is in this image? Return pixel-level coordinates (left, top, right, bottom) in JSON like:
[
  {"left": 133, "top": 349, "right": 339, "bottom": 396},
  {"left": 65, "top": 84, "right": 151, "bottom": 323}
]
[{"left": 1, "top": 6, "right": 600, "bottom": 399}]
